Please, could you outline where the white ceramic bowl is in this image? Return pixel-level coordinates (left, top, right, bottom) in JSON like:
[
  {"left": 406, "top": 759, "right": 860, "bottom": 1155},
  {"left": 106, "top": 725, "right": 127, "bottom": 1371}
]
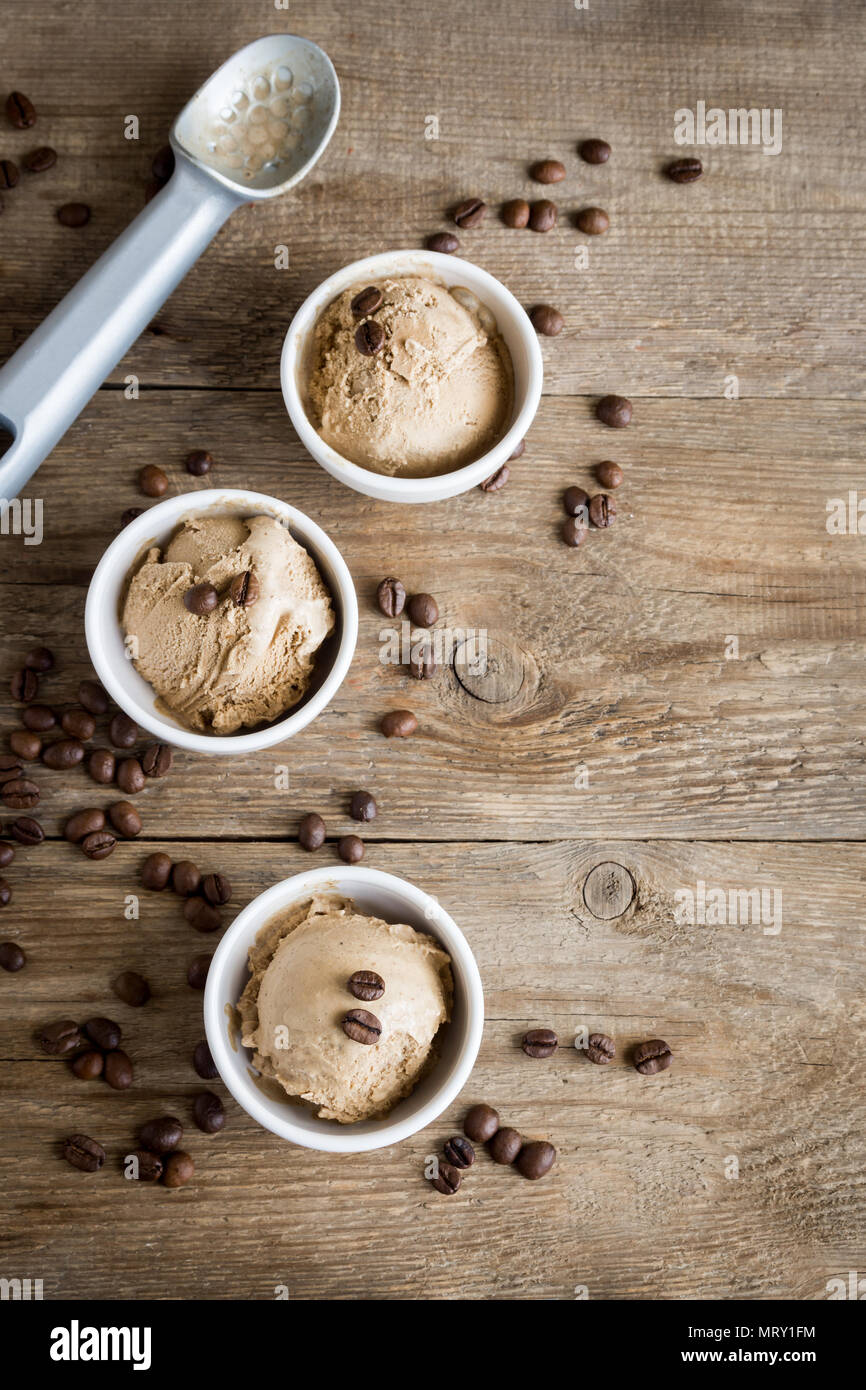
[
  {"left": 204, "top": 866, "right": 484, "bottom": 1153},
  {"left": 84, "top": 489, "right": 358, "bottom": 755},
  {"left": 281, "top": 249, "right": 543, "bottom": 503}
]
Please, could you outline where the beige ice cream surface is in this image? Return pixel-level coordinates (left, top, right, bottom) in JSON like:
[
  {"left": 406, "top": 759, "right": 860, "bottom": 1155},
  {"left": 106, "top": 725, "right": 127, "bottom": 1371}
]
[
  {"left": 307, "top": 275, "right": 513, "bottom": 477},
  {"left": 238, "top": 894, "right": 453, "bottom": 1123},
  {"left": 122, "top": 514, "right": 334, "bottom": 735}
]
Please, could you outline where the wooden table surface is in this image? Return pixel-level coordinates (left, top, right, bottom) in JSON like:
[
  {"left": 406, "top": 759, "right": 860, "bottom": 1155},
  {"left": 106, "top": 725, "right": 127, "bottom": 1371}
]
[{"left": 1, "top": 0, "right": 864, "bottom": 1301}]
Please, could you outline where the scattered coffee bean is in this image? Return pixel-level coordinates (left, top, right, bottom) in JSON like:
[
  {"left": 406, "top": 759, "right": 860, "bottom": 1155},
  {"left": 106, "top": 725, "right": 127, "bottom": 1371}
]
[
  {"left": 162, "top": 1151, "right": 194, "bottom": 1188},
  {"left": 529, "top": 304, "right": 563, "bottom": 336},
  {"left": 41, "top": 1019, "right": 83, "bottom": 1056},
  {"left": 140, "top": 1115, "right": 183, "bottom": 1153},
  {"left": 596, "top": 461, "right": 623, "bottom": 489},
  {"left": 667, "top": 157, "right": 703, "bottom": 183},
  {"left": 88, "top": 748, "right": 116, "bottom": 784},
  {"left": 355, "top": 319, "right": 385, "bottom": 356},
  {"left": 184, "top": 896, "right": 221, "bottom": 933},
  {"left": 0, "top": 940, "right": 25, "bottom": 971},
  {"left": 116, "top": 758, "right": 145, "bottom": 795},
  {"left": 381, "top": 709, "right": 417, "bottom": 738},
  {"left": 229, "top": 570, "right": 260, "bottom": 608},
  {"left": 0, "top": 159, "right": 19, "bottom": 189},
  {"left": 130, "top": 1149, "right": 163, "bottom": 1182},
  {"left": 9, "top": 730, "right": 41, "bottom": 760},
  {"left": 531, "top": 158, "right": 566, "bottom": 184},
  {"left": 63, "top": 1135, "right": 105, "bottom": 1173},
  {"left": 596, "top": 394, "right": 632, "bottom": 428},
  {"left": 338, "top": 835, "right": 364, "bottom": 864},
  {"left": 350, "top": 790, "right": 377, "bottom": 822},
  {"left": 516, "top": 1140, "right": 556, "bottom": 1180},
  {"left": 78, "top": 680, "right": 109, "bottom": 715},
  {"left": 11, "top": 667, "right": 38, "bottom": 702},
  {"left": 71, "top": 1049, "right": 104, "bottom": 1080},
  {"left": 298, "top": 814, "right": 326, "bottom": 851},
  {"left": 193, "top": 1090, "right": 225, "bottom": 1134},
  {"left": 342, "top": 1008, "right": 381, "bottom": 1044},
  {"left": 443, "top": 1135, "right": 475, "bottom": 1168},
  {"left": 25, "top": 646, "right": 54, "bottom": 672},
  {"left": 193, "top": 1040, "right": 218, "bottom": 1080},
  {"left": 202, "top": 872, "right": 232, "bottom": 906},
  {"left": 0, "top": 755, "right": 22, "bottom": 786},
  {"left": 589, "top": 494, "right": 616, "bottom": 528},
  {"left": 112, "top": 970, "right": 150, "bottom": 1007},
  {"left": 502, "top": 197, "right": 530, "bottom": 228},
  {"left": 575, "top": 206, "right": 609, "bottom": 235},
  {"left": 6, "top": 92, "right": 37, "bottom": 128},
  {"left": 85, "top": 1017, "right": 122, "bottom": 1051},
  {"left": 185, "top": 448, "right": 213, "bottom": 476},
  {"left": 172, "top": 860, "right": 201, "bottom": 895},
  {"left": 529, "top": 199, "right": 557, "bottom": 232},
  {"left": 0, "top": 842, "right": 13, "bottom": 868},
  {"left": 586, "top": 1032, "right": 616, "bottom": 1064},
  {"left": 183, "top": 581, "right": 219, "bottom": 616},
  {"left": 350, "top": 286, "right": 383, "bottom": 318},
  {"left": 152, "top": 145, "right": 175, "bottom": 182},
  {"left": 431, "top": 1160, "right": 462, "bottom": 1195},
  {"left": 187, "top": 954, "right": 211, "bottom": 990},
  {"left": 489, "top": 1127, "right": 523, "bottom": 1164},
  {"left": 562, "top": 518, "right": 586, "bottom": 547},
  {"left": 347, "top": 970, "right": 385, "bottom": 1001},
  {"left": 108, "top": 712, "right": 138, "bottom": 748},
  {"left": 579, "top": 137, "right": 611, "bottom": 164},
  {"left": 22, "top": 704, "right": 56, "bottom": 732},
  {"left": 453, "top": 197, "right": 486, "bottom": 228},
  {"left": 61, "top": 707, "right": 96, "bottom": 741},
  {"left": 426, "top": 231, "right": 459, "bottom": 254},
  {"left": 0, "top": 878, "right": 10, "bottom": 907},
  {"left": 480, "top": 464, "right": 510, "bottom": 492},
  {"left": 376, "top": 577, "right": 406, "bottom": 617},
  {"left": 42, "top": 738, "right": 84, "bottom": 769},
  {"left": 141, "top": 851, "right": 172, "bottom": 890},
  {"left": 57, "top": 201, "right": 91, "bottom": 227},
  {"left": 81, "top": 829, "right": 116, "bottom": 860},
  {"left": 522, "top": 1027, "right": 559, "bottom": 1058},
  {"left": 464, "top": 1103, "right": 500, "bottom": 1143},
  {"left": 64, "top": 807, "right": 106, "bottom": 843},
  {"left": 1, "top": 777, "right": 39, "bottom": 810},
  {"left": 23, "top": 145, "right": 56, "bottom": 172},
  {"left": 407, "top": 643, "right": 436, "bottom": 680},
  {"left": 138, "top": 464, "right": 168, "bottom": 497},
  {"left": 407, "top": 592, "right": 438, "bottom": 628},
  {"left": 8, "top": 816, "right": 43, "bottom": 846},
  {"left": 634, "top": 1038, "right": 673, "bottom": 1075},
  {"left": 109, "top": 801, "right": 142, "bottom": 838},
  {"left": 140, "top": 743, "right": 171, "bottom": 779},
  {"left": 120, "top": 507, "right": 143, "bottom": 528},
  {"left": 563, "top": 486, "right": 589, "bottom": 517}
]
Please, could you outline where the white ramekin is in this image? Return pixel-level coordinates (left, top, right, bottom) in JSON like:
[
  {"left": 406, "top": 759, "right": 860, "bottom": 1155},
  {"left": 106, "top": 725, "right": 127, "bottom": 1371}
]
[
  {"left": 204, "top": 866, "right": 484, "bottom": 1153},
  {"left": 280, "top": 249, "right": 543, "bottom": 503},
  {"left": 84, "top": 489, "right": 358, "bottom": 755}
]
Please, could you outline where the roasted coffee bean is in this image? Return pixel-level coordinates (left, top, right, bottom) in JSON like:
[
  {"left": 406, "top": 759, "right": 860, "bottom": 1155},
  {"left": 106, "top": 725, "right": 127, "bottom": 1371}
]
[
  {"left": 355, "top": 318, "right": 385, "bottom": 356},
  {"left": 350, "top": 790, "right": 377, "bottom": 822},
  {"left": 350, "top": 286, "right": 383, "bottom": 318},
  {"left": 23, "top": 145, "right": 56, "bottom": 173},
  {"left": 64, "top": 807, "right": 106, "bottom": 843},
  {"left": 596, "top": 460, "right": 623, "bottom": 489},
  {"left": 183, "top": 581, "right": 219, "bottom": 615},
  {"left": 589, "top": 493, "right": 616, "bottom": 528},
  {"left": 342, "top": 1008, "right": 381, "bottom": 1044},
  {"left": 23, "top": 704, "right": 56, "bottom": 731},
  {"left": 109, "top": 801, "right": 142, "bottom": 838},
  {"left": 229, "top": 569, "right": 260, "bottom": 607},
  {"left": 426, "top": 231, "right": 460, "bottom": 254},
  {"left": 489, "top": 1126, "right": 523, "bottom": 1165},
  {"left": 575, "top": 205, "right": 609, "bottom": 235},
  {"left": 531, "top": 158, "right": 566, "bottom": 184},
  {"left": 6, "top": 91, "right": 37, "bottom": 128},
  {"left": 579, "top": 137, "right": 611, "bottom": 164},
  {"left": 480, "top": 464, "right": 510, "bottom": 492},
  {"left": 172, "top": 860, "right": 201, "bottom": 895},
  {"left": 152, "top": 145, "right": 175, "bottom": 182},
  {"left": 57, "top": 201, "right": 91, "bottom": 227},
  {"left": 529, "top": 304, "right": 563, "bottom": 336},
  {"left": 634, "top": 1038, "right": 673, "bottom": 1075},
  {"left": 11, "top": 667, "right": 38, "bottom": 702},
  {"left": 41, "top": 1019, "right": 83, "bottom": 1056},
  {"left": 0, "top": 842, "right": 13, "bottom": 868},
  {"left": 443, "top": 1135, "right": 475, "bottom": 1168},
  {"left": 586, "top": 1032, "right": 616, "bottom": 1064},
  {"left": 185, "top": 448, "right": 213, "bottom": 476},
  {"left": 1, "top": 777, "right": 39, "bottom": 810},
  {"left": 141, "top": 851, "right": 172, "bottom": 890},
  {"left": 184, "top": 896, "right": 221, "bottom": 933},
  {"left": 61, "top": 707, "right": 96, "bottom": 741},
  {"left": 431, "top": 1160, "right": 462, "bottom": 1195},
  {"left": 108, "top": 712, "right": 138, "bottom": 748},
  {"left": 0, "top": 878, "right": 10, "bottom": 907},
  {"left": 298, "top": 813, "right": 326, "bottom": 851},
  {"left": 338, "top": 834, "right": 365, "bottom": 864},
  {"left": 193, "top": 1039, "right": 218, "bottom": 1080},
  {"left": 502, "top": 197, "right": 530, "bottom": 228},
  {"left": 81, "top": 829, "right": 116, "bottom": 860},
  {"left": 140, "top": 1115, "right": 183, "bottom": 1153},
  {"left": 162, "top": 1151, "right": 194, "bottom": 1188},
  {"left": 63, "top": 1135, "right": 105, "bottom": 1173},
  {"left": 112, "top": 970, "right": 150, "bottom": 1006},
  {"left": 202, "top": 872, "right": 232, "bottom": 906},
  {"left": 381, "top": 709, "right": 417, "bottom": 738},
  {"left": 42, "top": 737, "right": 85, "bottom": 769},
  {"left": 376, "top": 576, "right": 406, "bottom": 618},
  {"left": 138, "top": 464, "right": 168, "bottom": 497},
  {"left": 8, "top": 815, "right": 43, "bottom": 846},
  {"left": 141, "top": 742, "right": 172, "bottom": 778},
  {"left": 516, "top": 1140, "right": 556, "bottom": 1180},
  {"left": 407, "top": 592, "right": 438, "bottom": 628},
  {"left": 120, "top": 507, "right": 143, "bottom": 528},
  {"left": 464, "top": 1103, "right": 500, "bottom": 1143},
  {"left": 187, "top": 954, "right": 211, "bottom": 990},
  {"left": 529, "top": 199, "right": 557, "bottom": 232},
  {"left": 77, "top": 680, "right": 109, "bottom": 715},
  {"left": 0, "top": 159, "right": 19, "bottom": 188},
  {"left": 71, "top": 1049, "right": 104, "bottom": 1080},
  {"left": 667, "top": 157, "right": 703, "bottom": 183},
  {"left": 0, "top": 940, "right": 25, "bottom": 971},
  {"left": 562, "top": 517, "right": 587, "bottom": 548},
  {"left": 347, "top": 969, "right": 385, "bottom": 1001},
  {"left": 563, "top": 486, "right": 590, "bottom": 517},
  {"left": 522, "top": 1027, "right": 559, "bottom": 1058},
  {"left": 130, "top": 1149, "right": 163, "bottom": 1181},
  {"left": 85, "top": 1017, "right": 122, "bottom": 1051},
  {"left": 116, "top": 758, "right": 146, "bottom": 795},
  {"left": 596, "top": 394, "right": 632, "bottom": 428},
  {"left": 88, "top": 748, "right": 116, "bottom": 784},
  {"left": 453, "top": 197, "right": 486, "bottom": 229},
  {"left": 193, "top": 1090, "right": 225, "bottom": 1134},
  {"left": 9, "top": 730, "right": 41, "bottom": 760},
  {"left": 408, "top": 643, "right": 437, "bottom": 679},
  {"left": 103, "top": 1049, "right": 133, "bottom": 1089},
  {"left": 0, "top": 755, "right": 22, "bottom": 785},
  {"left": 25, "top": 645, "right": 54, "bottom": 672}
]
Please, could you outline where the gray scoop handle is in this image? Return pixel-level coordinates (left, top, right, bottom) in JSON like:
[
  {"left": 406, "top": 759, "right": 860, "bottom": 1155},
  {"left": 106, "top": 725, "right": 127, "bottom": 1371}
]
[{"left": 0, "top": 156, "right": 241, "bottom": 500}]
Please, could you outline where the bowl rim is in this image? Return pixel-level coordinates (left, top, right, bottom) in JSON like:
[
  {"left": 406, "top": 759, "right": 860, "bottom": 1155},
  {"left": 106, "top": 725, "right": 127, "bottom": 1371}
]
[
  {"left": 280, "top": 248, "right": 544, "bottom": 503},
  {"left": 203, "top": 865, "right": 485, "bottom": 1152},
  {"left": 83, "top": 488, "right": 358, "bottom": 754}
]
